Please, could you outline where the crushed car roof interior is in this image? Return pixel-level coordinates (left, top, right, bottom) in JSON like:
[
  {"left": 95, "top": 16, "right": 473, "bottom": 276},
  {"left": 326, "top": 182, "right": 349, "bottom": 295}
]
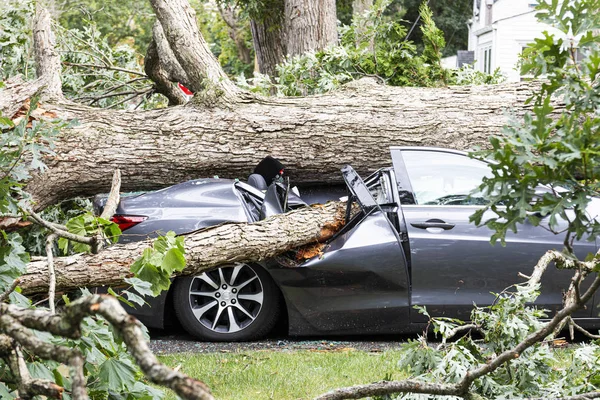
[{"left": 95, "top": 147, "right": 600, "bottom": 341}]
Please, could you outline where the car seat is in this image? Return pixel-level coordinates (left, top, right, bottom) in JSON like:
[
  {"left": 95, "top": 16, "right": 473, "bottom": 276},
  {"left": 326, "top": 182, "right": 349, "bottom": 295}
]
[{"left": 247, "top": 173, "right": 268, "bottom": 190}]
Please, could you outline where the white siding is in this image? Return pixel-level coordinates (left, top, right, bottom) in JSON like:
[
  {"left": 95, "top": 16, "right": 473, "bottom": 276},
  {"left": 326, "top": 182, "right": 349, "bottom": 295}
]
[
  {"left": 468, "top": 0, "right": 564, "bottom": 81},
  {"left": 494, "top": 12, "right": 540, "bottom": 81}
]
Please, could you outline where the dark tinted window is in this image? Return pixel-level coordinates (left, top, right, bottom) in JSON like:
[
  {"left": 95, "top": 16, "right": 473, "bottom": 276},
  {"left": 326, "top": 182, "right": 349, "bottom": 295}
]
[{"left": 402, "top": 151, "right": 491, "bottom": 206}]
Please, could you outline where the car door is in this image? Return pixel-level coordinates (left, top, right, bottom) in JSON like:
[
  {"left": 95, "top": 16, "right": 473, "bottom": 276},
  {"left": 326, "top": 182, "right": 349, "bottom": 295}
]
[
  {"left": 390, "top": 147, "right": 596, "bottom": 322},
  {"left": 267, "top": 166, "right": 411, "bottom": 335}
]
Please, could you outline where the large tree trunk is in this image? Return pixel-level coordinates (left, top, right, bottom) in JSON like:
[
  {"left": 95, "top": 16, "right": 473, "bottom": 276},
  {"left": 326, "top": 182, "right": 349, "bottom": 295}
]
[
  {"left": 21, "top": 202, "right": 346, "bottom": 294},
  {"left": 21, "top": 79, "right": 540, "bottom": 210},
  {"left": 284, "top": 0, "right": 337, "bottom": 56},
  {"left": 250, "top": 0, "right": 337, "bottom": 75}
]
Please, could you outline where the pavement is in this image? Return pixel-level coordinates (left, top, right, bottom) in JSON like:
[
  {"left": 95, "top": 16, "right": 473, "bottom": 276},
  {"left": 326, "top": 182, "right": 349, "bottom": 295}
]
[{"left": 148, "top": 330, "right": 411, "bottom": 355}]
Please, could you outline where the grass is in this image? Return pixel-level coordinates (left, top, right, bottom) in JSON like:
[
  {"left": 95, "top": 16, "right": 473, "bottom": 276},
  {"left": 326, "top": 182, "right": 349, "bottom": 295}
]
[{"left": 158, "top": 349, "right": 407, "bottom": 400}]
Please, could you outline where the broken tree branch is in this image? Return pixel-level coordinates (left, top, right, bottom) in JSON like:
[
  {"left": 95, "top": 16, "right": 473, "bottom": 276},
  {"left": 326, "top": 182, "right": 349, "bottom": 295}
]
[
  {"left": 0, "top": 295, "right": 215, "bottom": 400},
  {"left": 92, "top": 169, "right": 121, "bottom": 253},
  {"left": 21, "top": 201, "right": 347, "bottom": 294},
  {"left": 570, "top": 319, "right": 600, "bottom": 340},
  {"left": 62, "top": 62, "right": 148, "bottom": 77},
  {"left": 7, "top": 343, "right": 64, "bottom": 399},
  {"left": 315, "top": 250, "right": 600, "bottom": 400},
  {"left": 0, "top": 313, "right": 87, "bottom": 399},
  {"left": 149, "top": 0, "right": 245, "bottom": 103},
  {"left": 27, "top": 209, "right": 93, "bottom": 245},
  {"left": 144, "top": 21, "right": 189, "bottom": 105},
  {"left": 45, "top": 233, "right": 58, "bottom": 314},
  {"left": 0, "top": 279, "right": 20, "bottom": 303}
]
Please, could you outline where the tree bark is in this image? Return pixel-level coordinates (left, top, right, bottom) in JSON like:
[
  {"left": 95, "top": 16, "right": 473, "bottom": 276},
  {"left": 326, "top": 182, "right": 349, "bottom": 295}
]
[
  {"left": 33, "top": 2, "right": 62, "bottom": 100},
  {"left": 20, "top": 79, "right": 543, "bottom": 209},
  {"left": 149, "top": 0, "right": 243, "bottom": 103},
  {"left": 20, "top": 202, "right": 346, "bottom": 294},
  {"left": 250, "top": 18, "right": 286, "bottom": 76},
  {"left": 249, "top": 0, "right": 337, "bottom": 75},
  {"left": 284, "top": 0, "right": 337, "bottom": 56},
  {"left": 144, "top": 22, "right": 190, "bottom": 106}
]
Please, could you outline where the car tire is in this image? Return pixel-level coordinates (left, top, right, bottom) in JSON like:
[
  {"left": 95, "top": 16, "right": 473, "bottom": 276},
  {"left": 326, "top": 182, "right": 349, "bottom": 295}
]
[{"left": 172, "top": 263, "right": 281, "bottom": 341}]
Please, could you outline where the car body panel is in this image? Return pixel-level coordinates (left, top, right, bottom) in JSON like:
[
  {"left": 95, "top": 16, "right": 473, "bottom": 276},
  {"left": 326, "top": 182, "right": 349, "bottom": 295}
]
[
  {"left": 268, "top": 210, "right": 410, "bottom": 335},
  {"left": 115, "top": 179, "right": 249, "bottom": 243},
  {"left": 390, "top": 147, "right": 597, "bottom": 322}
]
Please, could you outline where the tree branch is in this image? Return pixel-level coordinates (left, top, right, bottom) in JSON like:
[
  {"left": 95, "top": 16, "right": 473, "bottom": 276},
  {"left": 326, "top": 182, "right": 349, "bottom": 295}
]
[
  {"left": 7, "top": 343, "right": 65, "bottom": 399},
  {"left": 0, "top": 314, "right": 87, "bottom": 399},
  {"left": 27, "top": 209, "right": 93, "bottom": 245},
  {"left": 45, "top": 233, "right": 58, "bottom": 314},
  {"left": 20, "top": 201, "right": 347, "bottom": 294},
  {"left": 144, "top": 22, "right": 189, "bottom": 106},
  {"left": 62, "top": 62, "right": 148, "bottom": 77},
  {"left": 0, "top": 295, "right": 215, "bottom": 400},
  {"left": 0, "top": 279, "right": 20, "bottom": 303},
  {"left": 570, "top": 319, "right": 600, "bottom": 340},
  {"left": 92, "top": 169, "right": 121, "bottom": 253},
  {"left": 315, "top": 249, "right": 600, "bottom": 400},
  {"left": 148, "top": 0, "right": 246, "bottom": 104}
]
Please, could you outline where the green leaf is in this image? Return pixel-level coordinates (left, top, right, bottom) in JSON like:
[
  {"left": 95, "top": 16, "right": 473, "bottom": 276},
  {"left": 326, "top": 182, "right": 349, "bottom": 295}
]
[
  {"left": 161, "top": 248, "right": 186, "bottom": 275},
  {"left": 124, "top": 277, "right": 154, "bottom": 298},
  {"left": 0, "top": 116, "right": 14, "bottom": 129},
  {"left": 108, "top": 287, "right": 134, "bottom": 308},
  {"left": 98, "top": 357, "right": 136, "bottom": 392},
  {"left": 0, "top": 382, "right": 15, "bottom": 399}
]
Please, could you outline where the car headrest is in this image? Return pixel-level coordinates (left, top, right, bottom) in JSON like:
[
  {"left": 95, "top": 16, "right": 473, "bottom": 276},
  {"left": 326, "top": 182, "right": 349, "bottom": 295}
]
[
  {"left": 254, "top": 156, "right": 285, "bottom": 184},
  {"left": 247, "top": 173, "right": 268, "bottom": 191}
]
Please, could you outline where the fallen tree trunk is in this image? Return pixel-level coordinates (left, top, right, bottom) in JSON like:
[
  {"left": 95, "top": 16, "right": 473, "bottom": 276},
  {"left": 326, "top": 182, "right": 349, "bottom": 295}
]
[
  {"left": 19, "top": 79, "right": 546, "bottom": 210},
  {"left": 21, "top": 201, "right": 345, "bottom": 294}
]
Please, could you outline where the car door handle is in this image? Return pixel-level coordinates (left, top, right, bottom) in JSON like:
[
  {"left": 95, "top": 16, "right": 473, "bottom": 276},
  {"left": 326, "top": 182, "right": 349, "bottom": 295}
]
[{"left": 411, "top": 219, "right": 455, "bottom": 230}]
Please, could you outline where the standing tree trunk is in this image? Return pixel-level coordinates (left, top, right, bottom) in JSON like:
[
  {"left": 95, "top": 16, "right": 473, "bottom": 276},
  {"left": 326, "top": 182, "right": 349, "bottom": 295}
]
[
  {"left": 251, "top": 17, "right": 286, "bottom": 76},
  {"left": 284, "top": 0, "right": 338, "bottom": 56},
  {"left": 250, "top": 0, "right": 337, "bottom": 75}
]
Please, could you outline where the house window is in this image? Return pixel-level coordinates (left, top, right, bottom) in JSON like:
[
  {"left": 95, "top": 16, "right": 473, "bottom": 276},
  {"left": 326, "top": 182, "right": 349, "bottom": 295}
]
[{"left": 481, "top": 46, "right": 492, "bottom": 73}]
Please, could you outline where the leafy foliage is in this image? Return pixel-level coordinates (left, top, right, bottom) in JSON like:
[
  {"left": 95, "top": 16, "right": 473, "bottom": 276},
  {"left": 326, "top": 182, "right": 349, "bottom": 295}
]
[
  {"left": 22, "top": 197, "right": 94, "bottom": 255},
  {"left": 397, "top": 284, "right": 599, "bottom": 399},
  {"left": 194, "top": 1, "right": 255, "bottom": 77},
  {"left": 237, "top": 1, "right": 502, "bottom": 96},
  {"left": 391, "top": 2, "right": 600, "bottom": 399},
  {"left": 470, "top": 0, "right": 600, "bottom": 247},
  {"left": 57, "top": 212, "right": 121, "bottom": 254},
  {"left": 130, "top": 232, "right": 187, "bottom": 296},
  {"left": 0, "top": 0, "right": 165, "bottom": 110},
  {"left": 0, "top": 95, "right": 162, "bottom": 399},
  {"left": 57, "top": 0, "right": 155, "bottom": 54},
  {"left": 0, "top": 0, "right": 35, "bottom": 80},
  {"left": 0, "top": 97, "right": 68, "bottom": 215},
  {"left": 449, "top": 65, "right": 505, "bottom": 86},
  {"left": 399, "top": 0, "right": 472, "bottom": 57},
  {"left": 55, "top": 21, "right": 164, "bottom": 110}
]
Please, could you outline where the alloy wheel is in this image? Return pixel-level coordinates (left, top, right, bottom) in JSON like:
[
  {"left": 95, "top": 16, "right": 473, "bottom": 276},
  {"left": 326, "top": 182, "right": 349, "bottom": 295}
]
[{"left": 188, "top": 264, "right": 264, "bottom": 334}]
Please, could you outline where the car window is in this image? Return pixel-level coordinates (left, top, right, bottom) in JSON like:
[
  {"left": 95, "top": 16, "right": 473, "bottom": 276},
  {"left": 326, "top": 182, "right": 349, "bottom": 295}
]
[{"left": 402, "top": 151, "right": 491, "bottom": 206}]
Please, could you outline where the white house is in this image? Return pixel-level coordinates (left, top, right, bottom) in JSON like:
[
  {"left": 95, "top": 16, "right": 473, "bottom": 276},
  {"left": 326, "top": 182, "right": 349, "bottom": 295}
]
[{"left": 467, "top": 0, "right": 561, "bottom": 81}]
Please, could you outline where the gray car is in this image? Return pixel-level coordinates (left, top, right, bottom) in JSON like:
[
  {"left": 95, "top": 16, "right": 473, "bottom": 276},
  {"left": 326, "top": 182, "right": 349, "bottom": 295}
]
[{"left": 99, "top": 147, "right": 600, "bottom": 341}]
